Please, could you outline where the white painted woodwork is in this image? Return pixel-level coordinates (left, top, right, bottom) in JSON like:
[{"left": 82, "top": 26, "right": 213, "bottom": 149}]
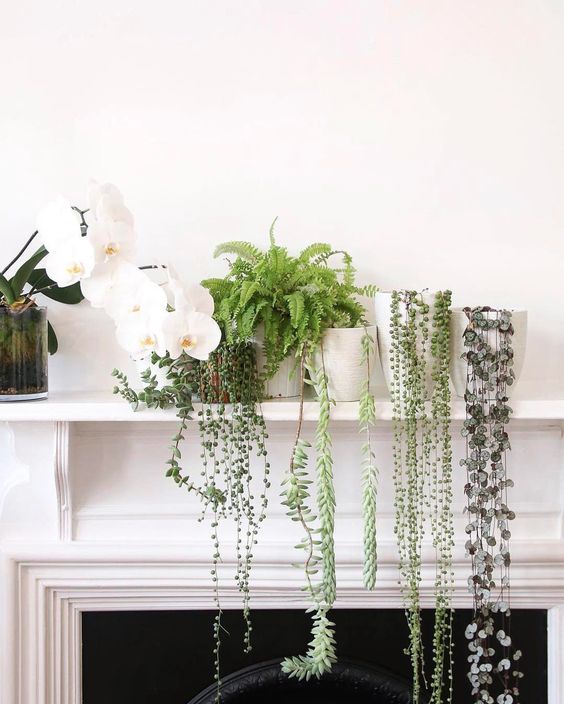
[{"left": 0, "top": 392, "right": 563, "bottom": 703}]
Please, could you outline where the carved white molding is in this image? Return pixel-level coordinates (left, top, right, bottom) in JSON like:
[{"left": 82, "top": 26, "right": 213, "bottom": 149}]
[
  {"left": 1, "top": 542, "right": 563, "bottom": 704},
  {"left": 0, "top": 395, "right": 563, "bottom": 702},
  {"left": 0, "top": 422, "right": 30, "bottom": 520},
  {"left": 54, "top": 421, "right": 72, "bottom": 542}
]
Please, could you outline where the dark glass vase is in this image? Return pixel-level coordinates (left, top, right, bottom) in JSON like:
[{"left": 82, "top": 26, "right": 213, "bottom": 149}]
[{"left": 0, "top": 305, "right": 48, "bottom": 401}]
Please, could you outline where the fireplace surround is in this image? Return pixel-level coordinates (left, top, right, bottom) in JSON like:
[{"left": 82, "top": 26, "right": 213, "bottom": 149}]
[{"left": 1, "top": 393, "right": 563, "bottom": 703}]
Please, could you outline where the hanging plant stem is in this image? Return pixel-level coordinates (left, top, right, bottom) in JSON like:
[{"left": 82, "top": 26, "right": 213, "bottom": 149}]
[
  {"left": 113, "top": 342, "right": 269, "bottom": 704},
  {"left": 281, "top": 346, "right": 337, "bottom": 680},
  {"left": 429, "top": 290, "right": 454, "bottom": 704},
  {"left": 461, "top": 307, "right": 523, "bottom": 704},
  {"left": 389, "top": 289, "right": 454, "bottom": 704},
  {"left": 360, "top": 327, "right": 378, "bottom": 590}
]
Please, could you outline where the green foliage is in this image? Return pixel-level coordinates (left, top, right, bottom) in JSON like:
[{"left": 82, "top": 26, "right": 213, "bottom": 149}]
[
  {"left": 310, "top": 357, "right": 336, "bottom": 606},
  {"left": 2, "top": 228, "right": 84, "bottom": 356},
  {"left": 461, "top": 307, "right": 523, "bottom": 703},
  {"left": 359, "top": 329, "right": 378, "bottom": 591},
  {"left": 28, "top": 269, "right": 84, "bottom": 304},
  {"left": 205, "top": 224, "right": 368, "bottom": 379},
  {"left": 280, "top": 349, "right": 338, "bottom": 680},
  {"left": 0, "top": 273, "right": 15, "bottom": 304},
  {"left": 10, "top": 246, "right": 47, "bottom": 299},
  {"left": 389, "top": 290, "right": 454, "bottom": 704},
  {"left": 112, "top": 344, "right": 270, "bottom": 704},
  {"left": 281, "top": 609, "right": 337, "bottom": 681},
  {"left": 47, "top": 321, "right": 58, "bottom": 355}
]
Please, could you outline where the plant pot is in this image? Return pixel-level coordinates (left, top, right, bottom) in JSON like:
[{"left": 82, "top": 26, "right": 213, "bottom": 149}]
[
  {"left": 312, "top": 326, "right": 377, "bottom": 402},
  {"left": 449, "top": 308, "right": 528, "bottom": 398},
  {"left": 253, "top": 326, "right": 300, "bottom": 398},
  {"left": 0, "top": 304, "right": 48, "bottom": 401},
  {"left": 374, "top": 291, "right": 437, "bottom": 399}
]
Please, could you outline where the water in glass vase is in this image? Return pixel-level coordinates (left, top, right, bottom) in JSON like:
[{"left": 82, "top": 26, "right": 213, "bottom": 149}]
[{"left": 0, "top": 304, "right": 48, "bottom": 401}]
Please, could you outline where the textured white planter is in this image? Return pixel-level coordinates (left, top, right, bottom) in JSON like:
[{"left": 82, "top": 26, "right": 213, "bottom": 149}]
[
  {"left": 374, "top": 291, "right": 437, "bottom": 399},
  {"left": 253, "top": 326, "right": 300, "bottom": 398},
  {"left": 312, "top": 326, "right": 377, "bottom": 402},
  {"left": 449, "top": 309, "right": 528, "bottom": 398}
]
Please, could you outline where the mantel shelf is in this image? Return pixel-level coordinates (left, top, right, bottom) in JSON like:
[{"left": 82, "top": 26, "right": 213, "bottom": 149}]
[{"left": 0, "top": 391, "right": 563, "bottom": 423}]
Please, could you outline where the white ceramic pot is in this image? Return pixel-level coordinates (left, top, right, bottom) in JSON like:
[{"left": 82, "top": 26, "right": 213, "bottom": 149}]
[
  {"left": 253, "top": 326, "right": 300, "bottom": 398},
  {"left": 374, "top": 291, "right": 437, "bottom": 399},
  {"left": 449, "top": 309, "right": 528, "bottom": 398},
  {"left": 312, "top": 326, "right": 377, "bottom": 402}
]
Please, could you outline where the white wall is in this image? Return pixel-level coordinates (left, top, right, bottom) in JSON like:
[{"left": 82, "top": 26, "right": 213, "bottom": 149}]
[{"left": 1, "top": 0, "right": 562, "bottom": 396}]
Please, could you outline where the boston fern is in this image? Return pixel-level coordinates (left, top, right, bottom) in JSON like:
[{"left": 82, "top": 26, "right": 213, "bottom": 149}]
[
  {"left": 203, "top": 219, "right": 374, "bottom": 378},
  {"left": 204, "top": 223, "right": 378, "bottom": 684}
]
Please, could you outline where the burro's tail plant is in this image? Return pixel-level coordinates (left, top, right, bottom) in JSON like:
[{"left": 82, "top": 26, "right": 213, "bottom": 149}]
[
  {"left": 360, "top": 328, "right": 378, "bottom": 591},
  {"left": 389, "top": 289, "right": 454, "bottom": 704},
  {"left": 280, "top": 347, "right": 337, "bottom": 680}
]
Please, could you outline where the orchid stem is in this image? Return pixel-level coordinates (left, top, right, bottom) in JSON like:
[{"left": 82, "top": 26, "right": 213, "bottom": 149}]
[
  {"left": 2, "top": 231, "right": 38, "bottom": 275},
  {"left": 31, "top": 284, "right": 57, "bottom": 296}
]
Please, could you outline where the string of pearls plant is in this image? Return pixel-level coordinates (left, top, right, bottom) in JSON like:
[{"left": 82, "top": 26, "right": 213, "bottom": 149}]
[
  {"left": 389, "top": 289, "right": 454, "bottom": 704},
  {"left": 112, "top": 341, "right": 269, "bottom": 704},
  {"left": 461, "top": 307, "right": 523, "bottom": 704}
]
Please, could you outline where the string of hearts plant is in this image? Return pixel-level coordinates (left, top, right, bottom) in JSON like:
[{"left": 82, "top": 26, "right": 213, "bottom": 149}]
[
  {"left": 389, "top": 289, "right": 454, "bottom": 704},
  {"left": 461, "top": 307, "right": 523, "bottom": 704}
]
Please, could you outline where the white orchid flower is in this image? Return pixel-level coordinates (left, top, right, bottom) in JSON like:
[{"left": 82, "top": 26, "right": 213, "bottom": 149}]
[
  {"left": 80, "top": 259, "right": 126, "bottom": 308},
  {"left": 88, "top": 181, "right": 134, "bottom": 226},
  {"left": 103, "top": 264, "right": 167, "bottom": 322},
  {"left": 86, "top": 181, "right": 135, "bottom": 263},
  {"left": 43, "top": 236, "right": 95, "bottom": 287},
  {"left": 36, "top": 196, "right": 82, "bottom": 252},
  {"left": 166, "top": 267, "right": 214, "bottom": 316},
  {"left": 116, "top": 308, "right": 166, "bottom": 361},
  {"left": 87, "top": 220, "right": 136, "bottom": 263},
  {"left": 161, "top": 310, "right": 221, "bottom": 360}
]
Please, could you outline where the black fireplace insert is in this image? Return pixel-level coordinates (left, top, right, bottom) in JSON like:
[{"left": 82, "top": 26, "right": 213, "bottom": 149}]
[{"left": 82, "top": 608, "right": 547, "bottom": 704}]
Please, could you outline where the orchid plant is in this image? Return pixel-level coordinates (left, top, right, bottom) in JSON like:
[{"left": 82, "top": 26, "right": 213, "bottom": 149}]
[{"left": 0, "top": 182, "right": 221, "bottom": 362}]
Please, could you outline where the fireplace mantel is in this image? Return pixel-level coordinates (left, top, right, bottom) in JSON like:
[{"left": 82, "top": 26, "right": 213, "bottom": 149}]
[
  {"left": 0, "top": 391, "right": 563, "bottom": 422},
  {"left": 1, "top": 392, "right": 564, "bottom": 703}
]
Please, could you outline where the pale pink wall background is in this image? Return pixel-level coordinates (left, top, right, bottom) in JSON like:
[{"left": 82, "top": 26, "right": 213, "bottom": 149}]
[{"left": 0, "top": 1, "right": 562, "bottom": 396}]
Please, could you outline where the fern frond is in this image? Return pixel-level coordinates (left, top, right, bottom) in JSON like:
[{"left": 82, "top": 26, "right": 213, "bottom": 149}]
[
  {"left": 213, "top": 241, "right": 262, "bottom": 263},
  {"left": 286, "top": 291, "right": 305, "bottom": 329},
  {"left": 356, "top": 284, "right": 379, "bottom": 297},
  {"left": 269, "top": 217, "right": 278, "bottom": 247},
  {"left": 298, "top": 242, "right": 333, "bottom": 263}
]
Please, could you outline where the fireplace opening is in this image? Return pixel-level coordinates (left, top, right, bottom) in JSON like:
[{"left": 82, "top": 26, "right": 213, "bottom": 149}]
[{"left": 82, "top": 609, "right": 547, "bottom": 704}]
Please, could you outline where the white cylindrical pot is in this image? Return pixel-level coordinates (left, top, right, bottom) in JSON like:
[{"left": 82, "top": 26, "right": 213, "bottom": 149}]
[
  {"left": 449, "top": 309, "right": 528, "bottom": 398},
  {"left": 312, "top": 326, "right": 377, "bottom": 402},
  {"left": 253, "top": 326, "right": 300, "bottom": 398},
  {"left": 374, "top": 291, "right": 437, "bottom": 399}
]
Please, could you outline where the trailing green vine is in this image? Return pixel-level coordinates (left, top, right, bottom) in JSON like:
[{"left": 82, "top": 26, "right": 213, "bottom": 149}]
[
  {"left": 113, "top": 342, "right": 269, "bottom": 703},
  {"left": 280, "top": 348, "right": 338, "bottom": 680},
  {"left": 461, "top": 307, "right": 523, "bottom": 704},
  {"left": 429, "top": 290, "right": 454, "bottom": 704},
  {"left": 389, "top": 289, "right": 454, "bottom": 704},
  {"left": 360, "top": 328, "right": 378, "bottom": 590}
]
